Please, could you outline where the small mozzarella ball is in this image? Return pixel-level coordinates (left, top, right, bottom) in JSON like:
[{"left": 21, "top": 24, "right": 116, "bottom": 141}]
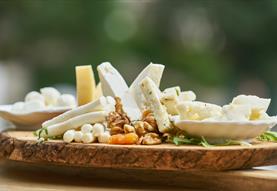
[
  {"left": 40, "top": 87, "right": 61, "bottom": 106},
  {"left": 23, "top": 100, "right": 45, "bottom": 111},
  {"left": 25, "top": 91, "right": 45, "bottom": 103},
  {"left": 56, "top": 94, "right": 76, "bottom": 107},
  {"left": 81, "top": 124, "right": 93, "bottom": 133},
  {"left": 63, "top": 130, "right": 75, "bottom": 143},
  {"left": 92, "top": 123, "right": 105, "bottom": 137},
  {"left": 82, "top": 133, "right": 95, "bottom": 143},
  {"left": 11, "top": 102, "right": 25, "bottom": 112},
  {"left": 98, "top": 131, "right": 111, "bottom": 143},
  {"left": 74, "top": 131, "right": 83, "bottom": 142}
]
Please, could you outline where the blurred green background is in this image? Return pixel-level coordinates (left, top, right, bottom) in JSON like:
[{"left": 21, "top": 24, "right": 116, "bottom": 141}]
[{"left": 0, "top": 0, "right": 277, "bottom": 115}]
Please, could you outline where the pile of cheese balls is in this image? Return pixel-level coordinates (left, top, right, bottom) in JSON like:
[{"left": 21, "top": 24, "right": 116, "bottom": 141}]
[
  {"left": 63, "top": 123, "right": 111, "bottom": 144},
  {"left": 12, "top": 87, "right": 76, "bottom": 113}
]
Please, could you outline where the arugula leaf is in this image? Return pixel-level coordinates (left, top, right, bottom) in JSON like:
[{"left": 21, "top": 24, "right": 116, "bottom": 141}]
[
  {"left": 200, "top": 136, "right": 213, "bottom": 147},
  {"left": 171, "top": 134, "right": 252, "bottom": 147},
  {"left": 258, "top": 131, "right": 277, "bottom": 142}
]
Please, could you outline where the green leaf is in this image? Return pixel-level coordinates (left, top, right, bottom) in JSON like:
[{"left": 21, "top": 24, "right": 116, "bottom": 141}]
[
  {"left": 200, "top": 137, "right": 213, "bottom": 147},
  {"left": 258, "top": 131, "right": 277, "bottom": 142}
]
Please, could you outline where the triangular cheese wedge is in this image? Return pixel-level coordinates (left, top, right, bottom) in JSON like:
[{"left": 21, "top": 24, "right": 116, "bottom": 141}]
[
  {"left": 75, "top": 65, "right": 96, "bottom": 106},
  {"left": 129, "top": 63, "right": 164, "bottom": 110},
  {"left": 97, "top": 62, "right": 141, "bottom": 120}
]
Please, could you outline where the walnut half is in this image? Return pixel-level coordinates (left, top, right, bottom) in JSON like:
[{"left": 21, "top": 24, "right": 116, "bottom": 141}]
[{"left": 142, "top": 133, "right": 162, "bottom": 145}]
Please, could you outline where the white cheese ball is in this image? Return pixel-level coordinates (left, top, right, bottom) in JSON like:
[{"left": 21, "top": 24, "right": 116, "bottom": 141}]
[
  {"left": 56, "top": 94, "right": 76, "bottom": 108},
  {"left": 63, "top": 130, "right": 75, "bottom": 143},
  {"left": 40, "top": 87, "right": 61, "bottom": 106},
  {"left": 82, "top": 133, "right": 95, "bottom": 143},
  {"left": 98, "top": 131, "right": 111, "bottom": 143},
  {"left": 23, "top": 100, "right": 45, "bottom": 112},
  {"left": 81, "top": 124, "right": 93, "bottom": 133},
  {"left": 11, "top": 102, "right": 25, "bottom": 112},
  {"left": 25, "top": 91, "right": 45, "bottom": 103},
  {"left": 92, "top": 123, "right": 105, "bottom": 137},
  {"left": 74, "top": 131, "right": 83, "bottom": 142}
]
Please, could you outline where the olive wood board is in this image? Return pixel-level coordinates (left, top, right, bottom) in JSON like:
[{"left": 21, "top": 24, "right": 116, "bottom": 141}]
[{"left": 1, "top": 131, "right": 277, "bottom": 171}]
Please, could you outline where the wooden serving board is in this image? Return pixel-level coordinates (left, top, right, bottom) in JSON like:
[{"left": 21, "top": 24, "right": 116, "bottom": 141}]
[{"left": 1, "top": 131, "right": 277, "bottom": 171}]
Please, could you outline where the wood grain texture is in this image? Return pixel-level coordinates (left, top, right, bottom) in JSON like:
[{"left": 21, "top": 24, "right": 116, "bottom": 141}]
[{"left": 1, "top": 131, "right": 277, "bottom": 171}]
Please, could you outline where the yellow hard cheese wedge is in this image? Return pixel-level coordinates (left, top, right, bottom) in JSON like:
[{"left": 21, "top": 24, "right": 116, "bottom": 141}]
[{"left": 76, "top": 65, "right": 96, "bottom": 106}]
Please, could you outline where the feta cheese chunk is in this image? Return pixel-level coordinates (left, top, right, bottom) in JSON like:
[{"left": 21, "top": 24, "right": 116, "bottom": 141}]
[
  {"left": 163, "top": 86, "right": 181, "bottom": 95},
  {"left": 178, "top": 91, "right": 196, "bottom": 102},
  {"left": 232, "top": 95, "right": 271, "bottom": 112},
  {"left": 230, "top": 95, "right": 271, "bottom": 120},
  {"left": 177, "top": 101, "right": 222, "bottom": 121},
  {"left": 40, "top": 87, "right": 61, "bottom": 106},
  {"left": 129, "top": 63, "right": 164, "bottom": 110},
  {"left": 160, "top": 86, "right": 181, "bottom": 115},
  {"left": 222, "top": 104, "right": 251, "bottom": 121},
  {"left": 140, "top": 77, "right": 172, "bottom": 133}
]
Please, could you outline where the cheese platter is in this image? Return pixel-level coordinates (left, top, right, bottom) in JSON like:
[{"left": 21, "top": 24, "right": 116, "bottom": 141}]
[{"left": 0, "top": 62, "right": 277, "bottom": 171}]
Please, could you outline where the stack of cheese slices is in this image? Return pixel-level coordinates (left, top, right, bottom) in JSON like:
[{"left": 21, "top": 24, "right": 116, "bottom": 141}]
[{"left": 38, "top": 62, "right": 276, "bottom": 144}]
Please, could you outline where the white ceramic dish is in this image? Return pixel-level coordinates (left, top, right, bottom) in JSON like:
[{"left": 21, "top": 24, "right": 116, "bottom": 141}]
[
  {"left": 174, "top": 117, "right": 277, "bottom": 140},
  {"left": 0, "top": 105, "right": 72, "bottom": 130}
]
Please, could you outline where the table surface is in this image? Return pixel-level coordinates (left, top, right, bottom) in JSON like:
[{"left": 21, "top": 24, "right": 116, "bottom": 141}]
[{"left": 0, "top": 161, "right": 199, "bottom": 191}]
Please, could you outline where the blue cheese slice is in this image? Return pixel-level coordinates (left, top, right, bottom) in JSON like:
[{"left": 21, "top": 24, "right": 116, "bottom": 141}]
[
  {"left": 140, "top": 77, "right": 172, "bottom": 133},
  {"left": 129, "top": 63, "right": 164, "bottom": 110}
]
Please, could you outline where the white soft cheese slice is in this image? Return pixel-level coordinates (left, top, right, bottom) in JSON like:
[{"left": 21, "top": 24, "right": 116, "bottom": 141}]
[
  {"left": 46, "top": 111, "right": 107, "bottom": 137},
  {"left": 140, "top": 77, "right": 172, "bottom": 133},
  {"left": 129, "top": 63, "right": 164, "bottom": 110},
  {"left": 97, "top": 62, "right": 129, "bottom": 98},
  {"left": 42, "top": 96, "right": 113, "bottom": 128},
  {"left": 97, "top": 62, "right": 141, "bottom": 120}
]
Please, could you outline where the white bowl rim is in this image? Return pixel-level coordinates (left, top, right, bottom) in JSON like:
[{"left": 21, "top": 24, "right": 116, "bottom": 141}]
[{"left": 0, "top": 104, "right": 73, "bottom": 116}]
